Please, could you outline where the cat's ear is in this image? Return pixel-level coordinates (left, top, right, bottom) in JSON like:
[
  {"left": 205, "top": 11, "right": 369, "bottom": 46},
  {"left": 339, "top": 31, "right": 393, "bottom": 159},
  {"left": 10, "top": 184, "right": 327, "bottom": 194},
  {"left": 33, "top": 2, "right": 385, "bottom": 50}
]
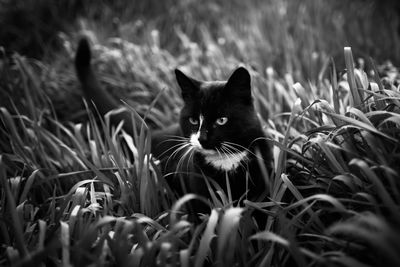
[
  {"left": 175, "top": 69, "right": 200, "bottom": 102},
  {"left": 224, "top": 67, "right": 252, "bottom": 103}
]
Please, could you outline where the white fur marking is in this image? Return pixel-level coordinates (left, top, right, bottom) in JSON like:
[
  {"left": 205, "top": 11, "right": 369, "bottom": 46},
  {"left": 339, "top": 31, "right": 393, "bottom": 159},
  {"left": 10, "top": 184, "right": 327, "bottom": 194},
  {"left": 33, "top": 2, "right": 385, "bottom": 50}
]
[
  {"left": 189, "top": 115, "right": 215, "bottom": 155},
  {"left": 204, "top": 151, "right": 248, "bottom": 171},
  {"left": 190, "top": 114, "right": 204, "bottom": 149},
  {"left": 190, "top": 132, "right": 201, "bottom": 148}
]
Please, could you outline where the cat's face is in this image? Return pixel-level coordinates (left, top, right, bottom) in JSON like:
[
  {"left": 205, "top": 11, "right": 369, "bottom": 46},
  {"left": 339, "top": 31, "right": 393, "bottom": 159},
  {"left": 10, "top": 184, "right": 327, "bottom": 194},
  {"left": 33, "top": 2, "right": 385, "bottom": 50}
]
[{"left": 175, "top": 67, "right": 262, "bottom": 170}]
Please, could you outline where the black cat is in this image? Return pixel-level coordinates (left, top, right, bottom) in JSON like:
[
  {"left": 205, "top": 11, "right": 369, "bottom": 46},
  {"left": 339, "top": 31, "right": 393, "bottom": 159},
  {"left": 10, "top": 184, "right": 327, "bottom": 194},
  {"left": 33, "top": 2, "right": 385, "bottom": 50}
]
[{"left": 75, "top": 38, "right": 273, "bottom": 208}]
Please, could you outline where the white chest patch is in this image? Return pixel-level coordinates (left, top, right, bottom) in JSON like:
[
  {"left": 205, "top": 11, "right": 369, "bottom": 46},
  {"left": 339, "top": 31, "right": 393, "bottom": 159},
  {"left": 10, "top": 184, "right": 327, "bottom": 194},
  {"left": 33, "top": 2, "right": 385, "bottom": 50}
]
[{"left": 204, "top": 150, "right": 248, "bottom": 172}]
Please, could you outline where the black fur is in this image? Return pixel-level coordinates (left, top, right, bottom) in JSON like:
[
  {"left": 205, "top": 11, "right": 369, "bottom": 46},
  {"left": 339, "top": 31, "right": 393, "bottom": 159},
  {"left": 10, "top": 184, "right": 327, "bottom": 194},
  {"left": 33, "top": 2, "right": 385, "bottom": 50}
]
[
  {"left": 75, "top": 38, "right": 273, "bottom": 208},
  {"left": 175, "top": 67, "right": 272, "bottom": 202}
]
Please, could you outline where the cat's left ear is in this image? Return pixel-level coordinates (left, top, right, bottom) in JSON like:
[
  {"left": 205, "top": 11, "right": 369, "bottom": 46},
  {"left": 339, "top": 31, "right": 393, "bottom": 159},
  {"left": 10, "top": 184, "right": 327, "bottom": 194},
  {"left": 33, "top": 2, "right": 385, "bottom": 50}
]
[
  {"left": 224, "top": 67, "right": 252, "bottom": 103},
  {"left": 175, "top": 69, "right": 201, "bottom": 102}
]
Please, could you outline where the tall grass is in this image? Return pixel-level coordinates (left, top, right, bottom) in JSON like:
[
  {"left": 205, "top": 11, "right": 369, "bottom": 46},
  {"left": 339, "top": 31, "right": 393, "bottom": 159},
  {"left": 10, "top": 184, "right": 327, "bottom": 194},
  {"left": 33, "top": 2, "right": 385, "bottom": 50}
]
[{"left": 1, "top": 1, "right": 400, "bottom": 266}]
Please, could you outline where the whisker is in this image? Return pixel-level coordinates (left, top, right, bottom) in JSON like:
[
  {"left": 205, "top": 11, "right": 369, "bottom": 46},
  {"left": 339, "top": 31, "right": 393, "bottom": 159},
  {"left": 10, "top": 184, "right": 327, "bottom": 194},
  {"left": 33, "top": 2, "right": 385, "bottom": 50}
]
[
  {"left": 223, "top": 141, "right": 254, "bottom": 155},
  {"left": 222, "top": 141, "right": 260, "bottom": 159},
  {"left": 220, "top": 145, "right": 246, "bottom": 170},
  {"left": 157, "top": 140, "right": 189, "bottom": 158},
  {"left": 186, "top": 147, "right": 196, "bottom": 173},
  {"left": 157, "top": 136, "right": 189, "bottom": 146},
  {"left": 216, "top": 147, "right": 223, "bottom": 158},
  {"left": 176, "top": 146, "right": 194, "bottom": 173},
  {"left": 221, "top": 143, "right": 245, "bottom": 159},
  {"left": 219, "top": 146, "right": 233, "bottom": 164},
  {"left": 165, "top": 143, "right": 191, "bottom": 168},
  {"left": 169, "top": 144, "right": 191, "bottom": 163},
  {"left": 221, "top": 143, "right": 240, "bottom": 154}
]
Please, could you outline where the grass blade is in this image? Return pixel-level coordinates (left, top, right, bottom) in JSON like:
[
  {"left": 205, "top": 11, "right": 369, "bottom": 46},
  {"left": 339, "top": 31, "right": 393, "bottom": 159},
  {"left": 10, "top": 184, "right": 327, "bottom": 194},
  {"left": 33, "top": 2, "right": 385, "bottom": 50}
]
[
  {"left": 0, "top": 156, "right": 29, "bottom": 258},
  {"left": 344, "top": 47, "right": 362, "bottom": 108}
]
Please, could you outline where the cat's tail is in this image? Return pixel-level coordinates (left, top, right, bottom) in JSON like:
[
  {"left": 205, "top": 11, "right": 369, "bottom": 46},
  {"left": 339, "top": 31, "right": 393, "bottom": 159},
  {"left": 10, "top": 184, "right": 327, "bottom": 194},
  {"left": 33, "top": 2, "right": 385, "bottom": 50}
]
[{"left": 75, "top": 38, "right": 134, "bottom": 132}]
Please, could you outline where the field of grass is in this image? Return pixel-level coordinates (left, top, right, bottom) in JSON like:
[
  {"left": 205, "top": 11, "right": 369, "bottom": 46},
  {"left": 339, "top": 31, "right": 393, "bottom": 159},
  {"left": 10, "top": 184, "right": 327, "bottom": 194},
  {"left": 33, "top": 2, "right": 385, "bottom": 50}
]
[{"left": 1, "top": 0, "right": 400, "bottom": 266}]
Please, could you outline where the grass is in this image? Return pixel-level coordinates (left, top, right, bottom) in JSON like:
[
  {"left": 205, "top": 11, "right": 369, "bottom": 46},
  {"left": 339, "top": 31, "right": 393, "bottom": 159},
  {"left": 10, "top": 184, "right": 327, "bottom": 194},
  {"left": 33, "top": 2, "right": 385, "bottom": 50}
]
[{"left": 1, "top": 1, "right": 400, "bottom": 266}]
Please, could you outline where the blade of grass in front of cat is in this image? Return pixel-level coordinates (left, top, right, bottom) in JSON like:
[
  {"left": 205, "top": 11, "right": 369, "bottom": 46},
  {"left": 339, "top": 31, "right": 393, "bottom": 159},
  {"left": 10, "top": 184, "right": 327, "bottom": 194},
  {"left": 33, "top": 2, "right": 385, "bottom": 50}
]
[
  {"left": 350, "top": 159, "right": 398, "bottom": 215},
  {"left": 195, "top": 209, "right": 219, "bottom": 267},
  {"left": 344, "top": 47, "right": 362, "bottom": 108},
  {"left": 274, "top": 98, "right": 302, "bottom": 194},
  {"left": 0, "top": 156, "right": 29, "bottom": 258},
  {"left": 217, "top": 207, "right": 243, "bottom": 265}
]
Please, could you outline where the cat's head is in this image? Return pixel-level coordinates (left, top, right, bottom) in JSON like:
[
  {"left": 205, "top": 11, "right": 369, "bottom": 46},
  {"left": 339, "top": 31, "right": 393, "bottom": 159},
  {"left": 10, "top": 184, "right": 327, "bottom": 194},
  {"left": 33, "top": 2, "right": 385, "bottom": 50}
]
[{"left": 175, "top": 67, "right": 263, "bottom": 163}]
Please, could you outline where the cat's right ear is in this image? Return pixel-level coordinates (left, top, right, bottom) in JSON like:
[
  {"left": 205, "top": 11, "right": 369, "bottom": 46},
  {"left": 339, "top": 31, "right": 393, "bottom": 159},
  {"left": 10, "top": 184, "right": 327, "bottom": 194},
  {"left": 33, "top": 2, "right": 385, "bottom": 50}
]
[{"left": 175, "top": 69, "right": 200, "bottom": 102}]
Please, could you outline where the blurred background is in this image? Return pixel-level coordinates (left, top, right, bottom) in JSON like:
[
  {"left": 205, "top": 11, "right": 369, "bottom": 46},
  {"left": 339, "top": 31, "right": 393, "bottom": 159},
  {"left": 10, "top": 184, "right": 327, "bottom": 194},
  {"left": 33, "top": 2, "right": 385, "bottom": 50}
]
[
  {"left": 1, "top": 0, "right": 399, "bottom": 73},
  {"left": 0, "top": 0, "right": 399, "bottom": 123}
]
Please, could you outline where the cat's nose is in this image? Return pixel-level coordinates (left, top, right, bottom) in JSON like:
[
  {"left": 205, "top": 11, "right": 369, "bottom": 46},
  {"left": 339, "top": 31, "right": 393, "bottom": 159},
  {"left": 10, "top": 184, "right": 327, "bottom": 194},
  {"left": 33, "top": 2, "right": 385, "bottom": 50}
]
[{"left": 198, "top": 132, "right": 209, "bottom": 146}]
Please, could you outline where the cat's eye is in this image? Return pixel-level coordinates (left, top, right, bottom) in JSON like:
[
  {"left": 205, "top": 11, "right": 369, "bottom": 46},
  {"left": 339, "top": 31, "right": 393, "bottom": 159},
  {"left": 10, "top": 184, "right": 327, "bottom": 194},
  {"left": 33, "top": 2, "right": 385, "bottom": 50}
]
[
  {"left": 189, "top": 117, "right": 199, "bottom": 125},
  {"left": 216, "top": 117, "right": 228, "bottom": 125}
]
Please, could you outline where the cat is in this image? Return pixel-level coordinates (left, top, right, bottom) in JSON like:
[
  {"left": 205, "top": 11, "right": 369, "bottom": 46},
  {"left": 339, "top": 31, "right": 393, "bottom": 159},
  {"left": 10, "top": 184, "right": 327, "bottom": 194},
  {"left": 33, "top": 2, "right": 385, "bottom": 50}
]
[{"left": 75, "top": 38, "right": 273, "bottom": 208}]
